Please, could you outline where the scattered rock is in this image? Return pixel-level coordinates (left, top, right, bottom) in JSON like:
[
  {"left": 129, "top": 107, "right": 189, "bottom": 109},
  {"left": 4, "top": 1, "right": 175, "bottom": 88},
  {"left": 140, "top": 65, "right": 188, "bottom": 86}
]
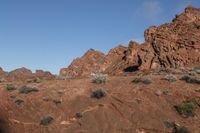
[
  {"left": 163, "top": 120, "right": 175, "bottom": 128},
  {"left": 57, "top": 90, "right": 65, "bottom": 95},
  {"left": 155, "top": 90, "right": 162, "bottom": 96},
  {"left": 194, "top": 88, "right": 200, "bottom": 92},
  {"left": 42, "top": 96, "right": 50, "bottom": 102}
]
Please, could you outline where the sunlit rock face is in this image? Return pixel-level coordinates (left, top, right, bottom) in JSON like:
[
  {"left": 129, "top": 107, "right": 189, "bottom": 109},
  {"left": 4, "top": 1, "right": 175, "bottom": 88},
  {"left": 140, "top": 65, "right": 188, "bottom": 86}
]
[{"left": 61, "top": 6, "right": 200, "bottom": 77}]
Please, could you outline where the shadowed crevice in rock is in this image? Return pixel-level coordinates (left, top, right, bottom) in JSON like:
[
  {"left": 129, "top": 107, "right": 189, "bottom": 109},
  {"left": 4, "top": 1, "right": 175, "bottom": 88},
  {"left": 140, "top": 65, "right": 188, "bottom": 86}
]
[
  {"left": 124, "top": 55, "right": 142, "bottom": 72},
  {"left": 0, "top": 112, "right": 11, "bottom": 133}
]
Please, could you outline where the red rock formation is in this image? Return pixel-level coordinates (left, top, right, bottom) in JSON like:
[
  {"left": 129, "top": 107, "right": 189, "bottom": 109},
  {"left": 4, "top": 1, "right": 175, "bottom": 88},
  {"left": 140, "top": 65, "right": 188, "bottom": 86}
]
[
  {"left": 34, "top": 70, "right": 55, "bottom": 80},
  {"left": 0, "top": 67, "right": 7, "bottom": 77},
  {"left": 7, "top": 67, "right": 33, "bottom": 81},
  {"left": 60, "top": 49, "right": 108, "bottom": 77},
  {"left": 60, "top": 6, "right": 200, "bottom": 77},
  {"left": 2, "top": 68, "right": 55, "bottom": 81},
  {"left": 60, "top": 46, "right": 128, "bottom": 77}
]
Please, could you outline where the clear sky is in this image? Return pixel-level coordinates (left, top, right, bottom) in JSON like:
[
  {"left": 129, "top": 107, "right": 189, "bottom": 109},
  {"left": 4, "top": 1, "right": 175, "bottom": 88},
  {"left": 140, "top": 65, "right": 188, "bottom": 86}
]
[{"left": 0, "top": 0, "right": 199, "bottom": 74}]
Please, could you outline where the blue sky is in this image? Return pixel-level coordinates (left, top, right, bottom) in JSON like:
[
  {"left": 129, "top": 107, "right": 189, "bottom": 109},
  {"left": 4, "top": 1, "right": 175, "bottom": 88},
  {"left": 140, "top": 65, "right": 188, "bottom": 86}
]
[{"left": 0, "top": 0, "right": 199, "bottom": 74}]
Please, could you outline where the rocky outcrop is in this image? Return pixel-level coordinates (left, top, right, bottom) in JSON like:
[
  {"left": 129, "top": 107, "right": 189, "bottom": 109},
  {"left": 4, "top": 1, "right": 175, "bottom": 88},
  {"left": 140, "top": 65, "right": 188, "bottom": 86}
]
[
  {"left": 34, "top": 70, "right": 55, "bottom": 80},
  {"left": 0, "top": 67, "right": 7, "bottom": 77},
  {"left": 0, "top": 67, "right": 55, "bottom": 81},
  {"left": 140, "top": 6, "right": 200, "bottom": 69},
  {"left": 60, "top": 46, "right": 128, "bottom": 77},
  {"left": 60, "top": 49, "right": 108, "bottom": 77},
  {"left": 7, "top": 67, "right": 33, "bottom": 81},
  {"left": 60, "top": 6, "right": 200, "bottom": 77}
]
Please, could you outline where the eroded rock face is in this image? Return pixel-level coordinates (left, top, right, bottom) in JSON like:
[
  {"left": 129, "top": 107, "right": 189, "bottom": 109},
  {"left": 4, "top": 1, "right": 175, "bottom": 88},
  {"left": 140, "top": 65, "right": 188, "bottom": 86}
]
[
  {"left": 61, "top": 6, "right": 200, "bottom": 77},
  {"left": 142, "top": 6, "right": 200, "bottom": 69},
  {"left": 0, "top": 67, "right": 55, "bottom": 81},
  {"left": 60, "top": 49, "right": 108, "bottom": 77},
  {"left": 35, "top": 70, "right": 55, "bottom": 80},
  {"left": 7, "top": 67, "right": 33, "bottom": 81},
  {"left": 0, "top": 67, "right": 7, "bottom": 77},
  {"left": 60, "top": 46, "right": 128, "bottom": 77}
]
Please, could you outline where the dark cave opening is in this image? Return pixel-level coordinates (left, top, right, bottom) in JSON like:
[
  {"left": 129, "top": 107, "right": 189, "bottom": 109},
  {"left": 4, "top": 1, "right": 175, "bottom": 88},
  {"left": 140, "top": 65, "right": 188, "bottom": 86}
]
[{"left": 123, "top": 55, "right": 142, "bottom": 72}]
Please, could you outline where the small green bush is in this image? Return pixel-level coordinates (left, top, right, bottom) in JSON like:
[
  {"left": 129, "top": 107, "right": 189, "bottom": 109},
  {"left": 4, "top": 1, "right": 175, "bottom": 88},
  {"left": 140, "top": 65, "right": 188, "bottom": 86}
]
[
  {"left": 180, "top": 75, "right": 200, "bottom": 84},
  {"left": 195, "top": 88, "right": 200, "bottom": 92},
  {"left": 19, "top": 86, "right": 39, "bottom": 94},
  {"left": 91, "top": 89, "right": 106, "bottom": 99},
  {"left": 15, "top": 99, "right": 24, "bottom": 105},
  {"left": 75, "top": 112, "right": 83, "bottom": 119},
  {"left": 6, "top": 84, "right": 16, "bottom": 91},
  {"left": 132, "top": 77, "right": 152, "bottom": 85},
  {"left": 132, "top": 78, "right": 142, "bottom": 83},
  {"left": 193, "top": 66, "right": 200, "bottom": 74},
  {"left": 142, "top": 79, "right": 152, "bottom": 85},
  {"left": 91, "top": 73, "right": 108, "bottom": 84},
  {"left": 174, "top": 102, "right": 196, "bottom": 118},
  {"left": 173, "top": 126, "right": 191, "bottom": 133},
  {"left": 27, "top": 77, "right": 41, "bottom": 83},
  {"left": 164, "top": 74, "right": 177, "bottom": 82},
  {"left": 40, "top": 116, "right": 54, "bottom": 126},
  {"left": 53, "top": 99, "right": 62, "bottom": 105}
]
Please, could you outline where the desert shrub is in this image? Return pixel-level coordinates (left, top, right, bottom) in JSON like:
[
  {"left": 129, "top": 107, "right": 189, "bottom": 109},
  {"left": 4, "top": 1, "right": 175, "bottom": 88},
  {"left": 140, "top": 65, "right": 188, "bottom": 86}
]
[
  {"left": 163, "top": 74, "right": 177, "bottom": 82},
  {"left": 164, "top": 120, "right": 175, "bottom": 128},
  {"left": 40, "top": 116, "right": 54, "bottom": 126},
  {"left": 180, "top": 75, "right": 200, "bottom": 84},
  {"left": 75, "top": 112, "right": 83, "bottom": 119},
  {"left": 193, "top": 66, "right": 200, "bottom": 74},
  {"left": 173, "top": 126, "right": 191, "bottom": 133},
  {"left": 91, "top": 89, "right": 106, "bottom": 99},
  {"left": 55, "top": 75, "right": 69, "bottom": 80},
  {"left": 6, "top": 84, "right": 16, "bottom": 91},
  {"left": 186, "top": 96, "right": 200, "bottom": 107},
  {"left": 195, "top": 88, "right": 200, "bottom": 92},
  {"left": 19, "top": 86, "right": 39, "bottom": 94},
  {"left": 0, "top": 78, "right": 6, "bottom": 83},
  {"left": 53, "top": 99, "right": 62, "bottom": 105},
  {"left": 132, "top": 77, "right": 142, "bottom": 83},
  {"left": 27, "top": 77, "right": 41, "bottom": 83},
  {"left": 91, "top": 73, "right": 108, "bottom": 84},
  {"left": 174, "top": 102, "right": 197, "bottom": 118},
  {"left": 15, "top": 99, "right": 24, "bottom": 105},
  {"left": 142, "top": 79, "right": 152, "bottom": 84},
  {"left": 42, "top": 96, "right": 50, "bottom": 102},
  {"left": 132, "top": 77, "right": 152, "bottom": 85}
]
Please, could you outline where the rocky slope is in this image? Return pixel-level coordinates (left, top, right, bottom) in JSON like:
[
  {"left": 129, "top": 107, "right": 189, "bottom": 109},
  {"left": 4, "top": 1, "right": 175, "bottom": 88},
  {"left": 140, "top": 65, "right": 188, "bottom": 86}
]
[
  {"left": 1, "top": 72, "right": 200, "bottom": 132},
  {"left": 60, "top": 6, "right": 200, "bottom": 77},
  {"left": 0, "top": 67, "right": 55, "bottom": 81}
]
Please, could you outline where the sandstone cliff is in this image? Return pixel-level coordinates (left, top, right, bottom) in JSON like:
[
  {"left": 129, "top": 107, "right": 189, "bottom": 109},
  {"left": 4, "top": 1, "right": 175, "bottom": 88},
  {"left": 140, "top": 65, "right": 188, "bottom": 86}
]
[{"left": 60, "top": 6, "right": 200, "bottom": 77}]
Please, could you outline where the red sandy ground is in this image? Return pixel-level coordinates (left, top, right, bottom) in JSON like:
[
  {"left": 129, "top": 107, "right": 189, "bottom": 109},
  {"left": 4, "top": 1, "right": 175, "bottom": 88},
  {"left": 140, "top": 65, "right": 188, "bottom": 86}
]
[{"left": 0, "top": 73, "right": 200, "bottom": 133}]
